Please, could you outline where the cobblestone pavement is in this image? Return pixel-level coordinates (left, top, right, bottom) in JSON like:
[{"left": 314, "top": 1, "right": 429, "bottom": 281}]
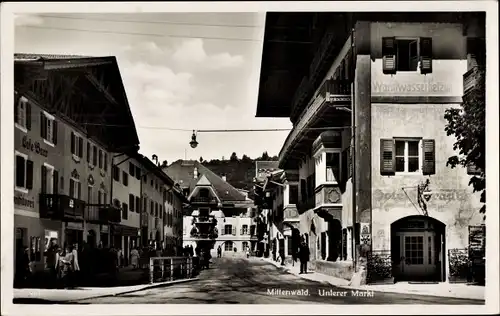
[{"left": 72, "top": 257, "right": 484, "bottom": 304}]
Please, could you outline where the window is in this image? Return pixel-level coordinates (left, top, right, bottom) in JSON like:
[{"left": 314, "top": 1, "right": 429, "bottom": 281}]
[
  {"left": 41, "top": 164, "right": 55, "bottom": 194},
  {"left": 150, "top": 201, "right": 154, "bottom": 215},
  {"left": 135, "top": 196, "right": 141, "bottom": 213},
  {"left": 71, "top": 132, "right": 83, "bottom": 158},
  {"left": 155, "top": 203, "right": 159, "bottom": 217},
  {"left": 405, "top": 236, "right": 424, "bottom": 265},
  {"left": 69, "top": 178, "right": 81, "bottom": 199},
  {"left": 98, "top": 190, "right": 103, "bottom": 205},
  {"left": 382, "top": 37, "right": 433, "bottom": 74},
  {"left": 241, "top": 225, "right": 248, "bottom": 235},
  {"left": 15, "top": 153, "right": 33, "bottom": 191},
  {"left": 380, "top": 138, "right": 435, "bottom": 175},
  {"left": 199, "top": 188, "right": 209, "bottom": 198},
  {"left": 15, "top": 96, "right": 31, "bottom": 131},
  {"left": 129, "top": 194, "right": 135, "bottom": 212},
  {"left": 224, "top": 225, "right": 233, "bottom": 235},
  {"left": 122, "top": 171, "right": 128, "bottom": 186},
  {"left": 98, "top": 150, "right": 103, "bottom": 169},
  {"left": 86, "top": 143, "right": 91, "bottom": 164},
  {"left": 103, "top": 153, "right": 108, "bottom": 172},
  {"left": 326, "top": 152, "right": 341, "bottom": 182},
  {"left": 135, "top": 166, "right": 141, "bottom": 180},
  {"left": 143, "top": 175, "right": 147, "bottom": 183},
  {"left": 122, "top": 203, "right": 128, "bottom": 220},
  {"left": 300, "top": 179, "right": 307, "bottom": 202},
  {"left": 88, "top": 185, "right": 93, "bottom": 204},
  {"left": 113, "top": 166, "right": 120, "bottom": 182},
  {"left": 129, "top": 162, "right": 135, "bottom": 177},
  {"left": 289, "top": 185, "right": 298, "bottom": 205},
  {"left": 224, "top": 241, "right": 233, "bottom": 252},
  {"left": 29, "top": 236, "right": 41, "bottom": 262},
  {"left": 242, "top": 241, "right": 249, "bottom": 252},
  {"left": 41, "top": 112, "right": 57, "bottom": 145},
  {"left": 150, "top": 179, "right": 153, "bottom": 186}
]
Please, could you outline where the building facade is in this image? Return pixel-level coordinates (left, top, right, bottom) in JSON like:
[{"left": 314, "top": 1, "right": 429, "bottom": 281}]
[
  {"left": 14, "top": 54, "right": 139, "bottom": 274},
  {"left": 164, "top": 160, "right": 254, "bottom": 256},
  {"left": 255, "top": 13, "right": 485, "bottom": 284}
]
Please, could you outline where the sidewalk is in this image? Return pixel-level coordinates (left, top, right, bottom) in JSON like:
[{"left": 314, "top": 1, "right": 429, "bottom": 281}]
[
  {"left": 261, "top": 257, "right": 485, "bottom": 301},
  {"left": 14, "top": 277, "right": 200, "bottom": 303}
]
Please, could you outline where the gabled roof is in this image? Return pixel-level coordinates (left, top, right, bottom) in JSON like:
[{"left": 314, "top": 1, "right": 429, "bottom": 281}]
[
  {"left": 196, "top": 174, "right": 212, "bottom": 186},
  {"left": 164, "top": 160, "right": 247, "bottom": 202}
]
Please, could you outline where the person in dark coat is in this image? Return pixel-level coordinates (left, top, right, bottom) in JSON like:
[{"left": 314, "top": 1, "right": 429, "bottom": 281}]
[{"left": 298, "top": 240, "right": 310, "bottom": 274}]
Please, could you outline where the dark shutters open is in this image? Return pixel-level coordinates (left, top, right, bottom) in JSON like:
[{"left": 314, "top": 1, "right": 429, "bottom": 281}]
[
  {"left": 136, "top": 196, "right": 140, "bottom": 213},
  {"left": 53, "top": 170, "right": 59, "bottom": 194},
  {"left": 52, "top": 120, "right": 57, "bottom": 144},
  {"left": 40, "top": 113, "right": 46, "bottom": 139},
  {"left": 422, "top": 139, "right": 436, "bottom": 175},
  {"left": 380, "top": 139, "right": 395, "bottom": 175},
  {"left": 71, "top": 132, "right": 75, "bottom": 155},
  {"left": 26, "top": 102, "right": 32, "bottom": 130},
  {"left": 26, "top": 160, "right": 34, "bottom": 189},
  {"left": 93, "top": 146, "right": 97, "bottom": 166},
  {"left": 41, "top": 165, "right": 47, "bottom": 194},
  {"left": 382, "top": 37, "right": 397, "bottom": 74},
  {"left": 129, "top": 194, "right": 135, "bottom": 212},
  {"left": 78, "top": 138, "right": 84, "bottom": 158},
  {"left": 77, "top": 182, "right": 82, "bottom": 199},
  {"left": 15, "top": 155, "right": 25, "bottom": 187},
  {"left": 87, "top": 143, "right": 91, "bottom": 163},
  {"left": 104, "top": 153, "right": 108, "bottom": 171},
  {"left": 420, "top": 37, "right": 433, "bottom": 74}
]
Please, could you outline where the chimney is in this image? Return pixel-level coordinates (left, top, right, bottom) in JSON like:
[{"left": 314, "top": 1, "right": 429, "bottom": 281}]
[
  {"left": 221, "top": 174, "right": 226, "bottom": 182},
  {"left": 194, "top": 167, "right": 198, "bottom": 179}
]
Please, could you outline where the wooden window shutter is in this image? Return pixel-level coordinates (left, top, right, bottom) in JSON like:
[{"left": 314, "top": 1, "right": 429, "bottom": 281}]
[
  {"left": 40, "top": 113, "right": 46, "bottom": 139},
  {"left": 41, "top": 165, "right": 47, "bottom": 194},
  {"left": 232, "top": 227, "right": 236, "bottom": 235},
  {"left": 382, "top": 37, "right": 397, "bottom": 74},
  {"left": 78, "top": 138, "right": 84, "bottom": 158},
  {"left": 53, "top": 170, "right": 59, "bottom": 194},
  {"left": 129, "top": 194, "right": 134, "bottom": 212},
  {"left": 420, "top": 37, "right": 433, "bottom": 74},
  {"left": 240, "top": 228, "right": 243, "bottom": 235},
  {"left": 87, "top": 143, "right": 91, "bottom": 163},
  {"left": 467, "top": 162, "right": 482, "bottom": 175},
  {"left": 380, "top": 139, "right": 396, "bottom": 175},
  {"left": 104, "top": 153, "right": 108, "bottom": 171},
  {"left": 52, "top": 120, "right": 57, "bottom": 144},
  {"left": 26, "top": 160, "right": 34, "bottom": 189},
  {"left": 422, "top": 139, "right": 436, "bottom": 175},
  {"left": 93, "top": 146, "right": 98, "bottom": 166},
  {"left": 71, "top": 132, "right": 75, "bottom": 155},
  {"left": 26, "top": 102, "right": 32, "bottom": 130}
]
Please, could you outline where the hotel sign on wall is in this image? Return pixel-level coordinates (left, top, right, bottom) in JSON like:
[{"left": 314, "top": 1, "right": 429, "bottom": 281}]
[
  {"left": 14, "top": 193, "right": 35, "bottom": 208},
  {"left": 371, "top": 60, "right": 467, "bottom": 97},
  {"left": 21, "top": 136, "right": 48, "bottom": 157}
]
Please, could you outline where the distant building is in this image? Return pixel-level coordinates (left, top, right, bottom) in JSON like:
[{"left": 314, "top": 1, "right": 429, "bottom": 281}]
[{"left": 164, "top": 160, "right": 255, "bottom": 256}]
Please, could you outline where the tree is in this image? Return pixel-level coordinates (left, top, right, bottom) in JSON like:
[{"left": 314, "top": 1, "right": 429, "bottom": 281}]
[
  {"left": 199, "top": 156, "right": 204, "bottom": 163},
  {"left": 444, "top": 67, "right": 485, "bottom": 217},
  {"left": 241, "top": 154, "right": 252, "bottom": 163},
  {"left": 230, "top": 152, "right": 239, "bottom": 161},
  {"left": 261, "top": 151, "right": 270, "bottom": 161}
]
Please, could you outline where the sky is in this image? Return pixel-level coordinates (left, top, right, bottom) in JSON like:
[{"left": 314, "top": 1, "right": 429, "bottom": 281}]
[{"left": 14, "top": 13, "right": 292, "bottom": 164}]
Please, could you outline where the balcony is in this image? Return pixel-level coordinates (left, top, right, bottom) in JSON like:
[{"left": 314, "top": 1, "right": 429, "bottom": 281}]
[
  {"left": 190, "top": 196, "right": 218, "bottom": 204},
  {"left": 291, "top": 76, "right": 313, "bottom": 122},
  {"left": 310, "top": 32, "right": 336, "bottom": 86},
  {"left": 463, "top": 66, "right": 484, "bottom": 95},
  {"left": 85, "top": 205, "right": 121, "bottom": 224},
  {"left": 192, "top": 216, "right": 217, "bottom": 225},
  {"left": 315, "top": 184, "right": 342, "bottom": 206},
  {"left": 39, "top": 194, "right": 85, "bottom": 221}
]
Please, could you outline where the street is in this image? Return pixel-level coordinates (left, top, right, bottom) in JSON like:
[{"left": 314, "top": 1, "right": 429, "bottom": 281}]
[{"left": 74, "top": 257, "right": 483, "bottom": 304}]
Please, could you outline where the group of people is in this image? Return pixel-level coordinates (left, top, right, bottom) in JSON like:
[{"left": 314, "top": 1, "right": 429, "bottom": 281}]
[{"left": 272, "top": 237, "right": 311, "bottom": 274}]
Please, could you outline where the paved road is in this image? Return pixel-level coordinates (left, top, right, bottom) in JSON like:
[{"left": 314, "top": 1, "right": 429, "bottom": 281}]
[{"left": 74, "top": 257, "right": 483, "bottom": 304}]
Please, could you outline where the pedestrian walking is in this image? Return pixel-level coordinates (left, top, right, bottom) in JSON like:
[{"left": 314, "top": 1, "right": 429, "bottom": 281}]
[
  {"left": 130, "top": 247, "right": 139, "bottom": 269},
  {"left": 298, "top": 240, "right": 310, "bottom": 274},
  {"left": 279, "top": 248, "right": 285, "bottom": 266},
  {"left": 117, "top": 248, "right": 123, "bottom": 268},
  {"left": 217, "top": 246, "right": 222, "bottom": 258}
]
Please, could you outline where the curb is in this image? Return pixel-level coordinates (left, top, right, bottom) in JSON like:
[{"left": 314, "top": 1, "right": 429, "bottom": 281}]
[{"left": 261, "top": 258, "right": 485, "bottom": 302}]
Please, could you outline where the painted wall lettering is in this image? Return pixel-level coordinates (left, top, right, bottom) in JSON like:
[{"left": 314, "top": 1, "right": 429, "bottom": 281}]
[
  {"left": 22, "top": 136, "right": 48, "bottom": 157},
  {"left": 14, "top": 194, "right": 35, "bottom": 208}
]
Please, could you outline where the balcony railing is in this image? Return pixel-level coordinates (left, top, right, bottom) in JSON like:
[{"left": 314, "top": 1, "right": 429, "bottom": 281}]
[
  {"left": 310, "top": 32, "right": 336, "bottom": 85},
  {"left": 39, "top": 194, "right": 85, "bottom": 221},
  {"left": 99, "top": 206, "right": 121, "bottom": 223},
  {"left": 190, "top": 196, "right": 218, "bottom": 204},
  {"left": 463, "top": 66, "right": 484, "bottom": 95},
  {"left": 291, "top": 76, "right": 313, "bottom": 122},
  {"left": 318, "top": 79, "right": 351, "bottom": 102},
  {"left": 315, "top": 184, "right": 342, "bottom": 206}
]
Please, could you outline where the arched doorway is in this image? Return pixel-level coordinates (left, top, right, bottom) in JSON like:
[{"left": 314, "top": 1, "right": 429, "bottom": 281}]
[
  {"left": 327, "top": 220, "right": 342, "bottom": 262},
  {"left": 391, "top": 215, "right": 446, "bottom": 282}
]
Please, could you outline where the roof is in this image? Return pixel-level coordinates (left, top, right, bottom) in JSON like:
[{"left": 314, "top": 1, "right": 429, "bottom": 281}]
[
  {"left": 255, "top": 12, "right": 481, "bottom": 120},
  {"left": 164, "top": 160, "right": 248, "bottom": 203},
  {"left": 255, "top": 161, "right": 280, "bottom": 181},
  {"left": 14, "top": 54, "right": 140, "bottom": 151}
]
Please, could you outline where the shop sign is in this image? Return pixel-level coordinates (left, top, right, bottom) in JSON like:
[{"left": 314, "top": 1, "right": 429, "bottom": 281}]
[
  {"left": 22, "top": 136, "right": 48, "bottom": 157},
  {"left": 101, "top": 225, "right": 109, "bottom": 233},
  {"left": 14, "top": 193, "right": 35, "bottom": 208},
  {"left": 66, "top": 222, "right": 84, "bottom": 230}
]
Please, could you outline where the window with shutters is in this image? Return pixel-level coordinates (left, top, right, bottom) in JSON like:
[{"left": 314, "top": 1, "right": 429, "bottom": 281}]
[
  {"left": 15, "top": 152, "right": 33, "bottom": 192},
  {"left": 382, "top": 37, "right": 433, "bottom": 74},
  {"left": 289, "top": 185, "right": 299, "bottom": 205},
  {"left": 122, "top": 171, "right": 128, "bottom": 186},
  {"left": 103, "top": 153, "right": 108, "bottom": 172},
  {"left": 300, "top": 179, "right": 307, "bottom": 202},
  {"left": 41, "top": 163, "right": 55, "bottom": 194},
  {"left": 155, "top": 202, "right": 159, "bottom": 217},
  {"left": 112, "top": 166, "right": 120, "bottom": 182},
  {"left": 88, "top": 185, "right": 93, "bottom": 204},
  {"left": 129, "top": 162, "right": 135, "bottom": 177},
  {"left": 98, "top": 149, "right": 103, "bottom": 169},
  {"left": 129, "top": 194, "right": 135, "bottom": 212},
  {"left": 70, "top": 132, "right": 83, "bottom": 159},
  {"left": 380, "top": 138, "right": 435, "bottom": 175},
  {"left": 15, "top": 96, "right": 30, "bottom": 132},
  {"left": 241, "top": 224, "right": 248, "bottom": 235},
  {"left": 242, "top": 241, "right": 249, "bottom": 252},
  {"left": 135, "top": 166, "right": 141, "bottom": 180},
  {"left": 69, "top": 177, "right": 81, "bottom": 199},
  {"left": 150, "top": 201, "right": 154, "bottom": 215},
  {"left": 92, "top": 146, "right": 98, "bottom": 166},
  {"left": 224, "top": 241, "right": 233, "bottom": 251},
  {"left": 224, "top": 224, "right": 232, "bottom": 235},
  {"left": 41, "top": 111, "right": 57, "bottom": 146},
  {"left": 135, "top": 196, "right": 141, "bottom": 213}
]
